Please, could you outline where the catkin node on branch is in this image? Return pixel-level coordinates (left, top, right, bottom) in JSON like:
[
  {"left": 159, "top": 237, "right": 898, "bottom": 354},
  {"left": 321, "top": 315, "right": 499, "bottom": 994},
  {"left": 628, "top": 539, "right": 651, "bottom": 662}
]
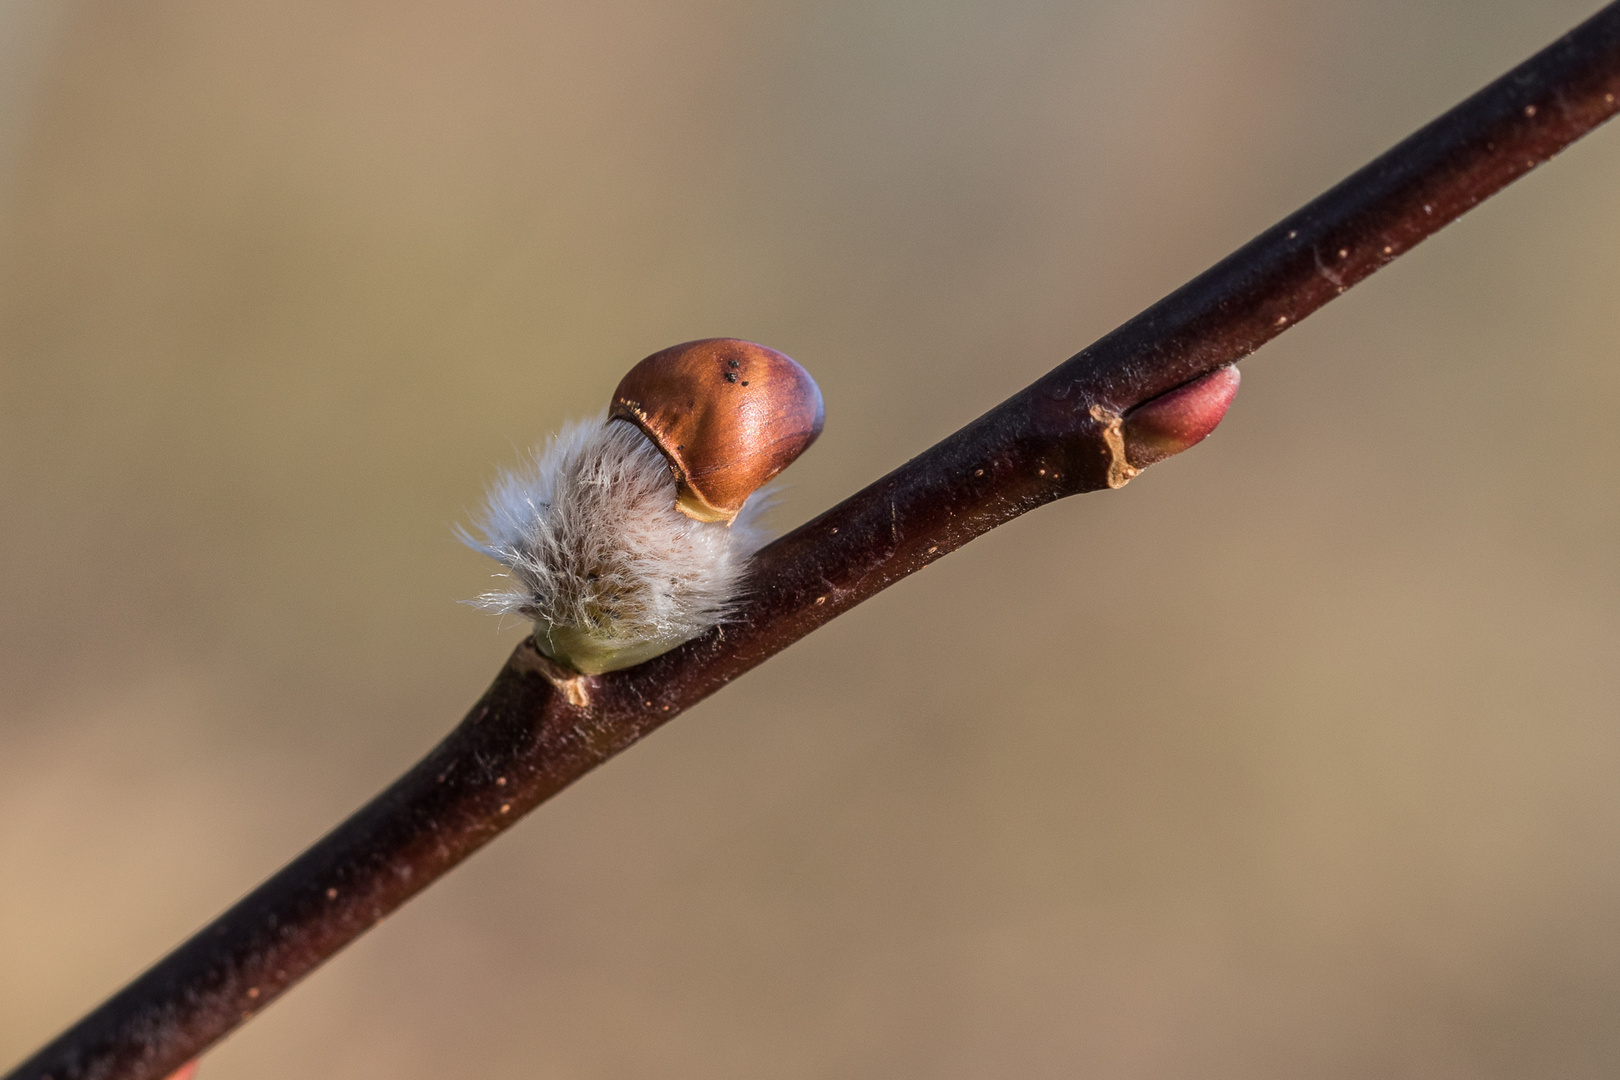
[{"left": 460, "top": 339, "right": 824, "bottom": 674}]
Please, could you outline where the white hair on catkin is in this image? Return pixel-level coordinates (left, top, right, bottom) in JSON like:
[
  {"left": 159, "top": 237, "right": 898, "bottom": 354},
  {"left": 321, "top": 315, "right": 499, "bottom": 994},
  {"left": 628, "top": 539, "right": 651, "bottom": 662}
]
[{"left": 458, "top": 412, "right": 772, "bottom": 671}]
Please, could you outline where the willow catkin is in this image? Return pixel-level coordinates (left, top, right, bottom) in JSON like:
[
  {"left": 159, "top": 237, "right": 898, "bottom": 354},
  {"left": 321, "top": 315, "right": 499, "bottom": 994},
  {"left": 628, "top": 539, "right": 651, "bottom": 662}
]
[{"left": 459, "top": 413, "right": 772, "bottom": 674}]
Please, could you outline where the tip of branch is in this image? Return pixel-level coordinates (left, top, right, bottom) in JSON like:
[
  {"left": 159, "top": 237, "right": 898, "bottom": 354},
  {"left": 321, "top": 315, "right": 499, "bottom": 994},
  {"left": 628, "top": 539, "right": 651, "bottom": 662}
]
[{"left": 1122, "top": 366, "right": 1241, "bottom": 469}]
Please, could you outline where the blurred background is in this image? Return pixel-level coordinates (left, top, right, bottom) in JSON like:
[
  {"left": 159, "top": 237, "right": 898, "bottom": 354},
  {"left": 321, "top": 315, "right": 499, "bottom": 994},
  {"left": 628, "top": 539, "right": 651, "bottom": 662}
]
[{"left": 3, "top": 1, "right": 1619, "bottom": 1077}]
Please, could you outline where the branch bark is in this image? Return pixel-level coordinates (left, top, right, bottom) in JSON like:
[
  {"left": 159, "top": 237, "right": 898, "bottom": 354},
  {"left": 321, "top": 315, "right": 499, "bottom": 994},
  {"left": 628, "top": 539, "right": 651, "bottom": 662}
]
[{"left": 11, "top": 5, "right": 1620, "bottom": 1079}]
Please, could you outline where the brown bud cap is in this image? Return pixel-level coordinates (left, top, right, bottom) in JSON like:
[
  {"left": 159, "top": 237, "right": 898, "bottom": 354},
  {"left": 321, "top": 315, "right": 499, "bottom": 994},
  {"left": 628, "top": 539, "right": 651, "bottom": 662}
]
[
  {"left": 610, "top": 338, "right": 825, "bottom": 523},
  {"left": 1121, "top": 365, "right": 1241, "bottom": 469}
]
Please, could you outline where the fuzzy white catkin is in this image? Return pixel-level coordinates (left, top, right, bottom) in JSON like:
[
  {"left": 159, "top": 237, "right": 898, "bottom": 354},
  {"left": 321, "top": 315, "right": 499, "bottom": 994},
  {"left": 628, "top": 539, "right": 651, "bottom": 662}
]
[{"left": 458, "top": 413, "right": 772, "bottom": 674}]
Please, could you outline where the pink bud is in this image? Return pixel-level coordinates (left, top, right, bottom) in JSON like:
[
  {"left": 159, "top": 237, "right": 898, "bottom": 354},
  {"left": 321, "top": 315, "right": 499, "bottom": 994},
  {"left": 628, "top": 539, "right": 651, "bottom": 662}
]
[
  {"left": 164, "top": 1062, "right": 198, "bottom": 1080},
  {"left": 1121, "top": 366, "right": 1241, "bottom": 468}
]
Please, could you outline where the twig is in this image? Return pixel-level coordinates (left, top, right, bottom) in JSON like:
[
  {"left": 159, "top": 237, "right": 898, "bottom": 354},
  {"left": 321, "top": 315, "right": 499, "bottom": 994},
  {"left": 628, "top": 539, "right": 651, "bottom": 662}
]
[{"left": 10, "top": 5, "right": 1620, "bottom": 1079}]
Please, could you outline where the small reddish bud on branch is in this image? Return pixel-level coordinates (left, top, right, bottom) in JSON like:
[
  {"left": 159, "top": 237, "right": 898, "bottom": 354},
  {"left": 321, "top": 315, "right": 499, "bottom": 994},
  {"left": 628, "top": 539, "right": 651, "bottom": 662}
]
[{"left": 1122, "top": 365, "right": 1242, "bottom": 470}]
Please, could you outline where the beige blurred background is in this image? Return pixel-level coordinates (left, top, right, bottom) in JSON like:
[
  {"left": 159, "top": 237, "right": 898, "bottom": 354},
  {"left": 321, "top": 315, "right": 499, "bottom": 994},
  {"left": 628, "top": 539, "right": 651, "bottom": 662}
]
[{"left": 3, "top": 1, "right": 1620, "bottom": 1077}]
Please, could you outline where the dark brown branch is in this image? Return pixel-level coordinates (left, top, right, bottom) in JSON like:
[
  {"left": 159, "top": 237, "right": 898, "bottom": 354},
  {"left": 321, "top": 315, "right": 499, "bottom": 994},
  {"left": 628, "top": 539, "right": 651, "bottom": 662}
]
[{"left": 12, "top": 6, "right": 1620, "bottom": 1079}]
